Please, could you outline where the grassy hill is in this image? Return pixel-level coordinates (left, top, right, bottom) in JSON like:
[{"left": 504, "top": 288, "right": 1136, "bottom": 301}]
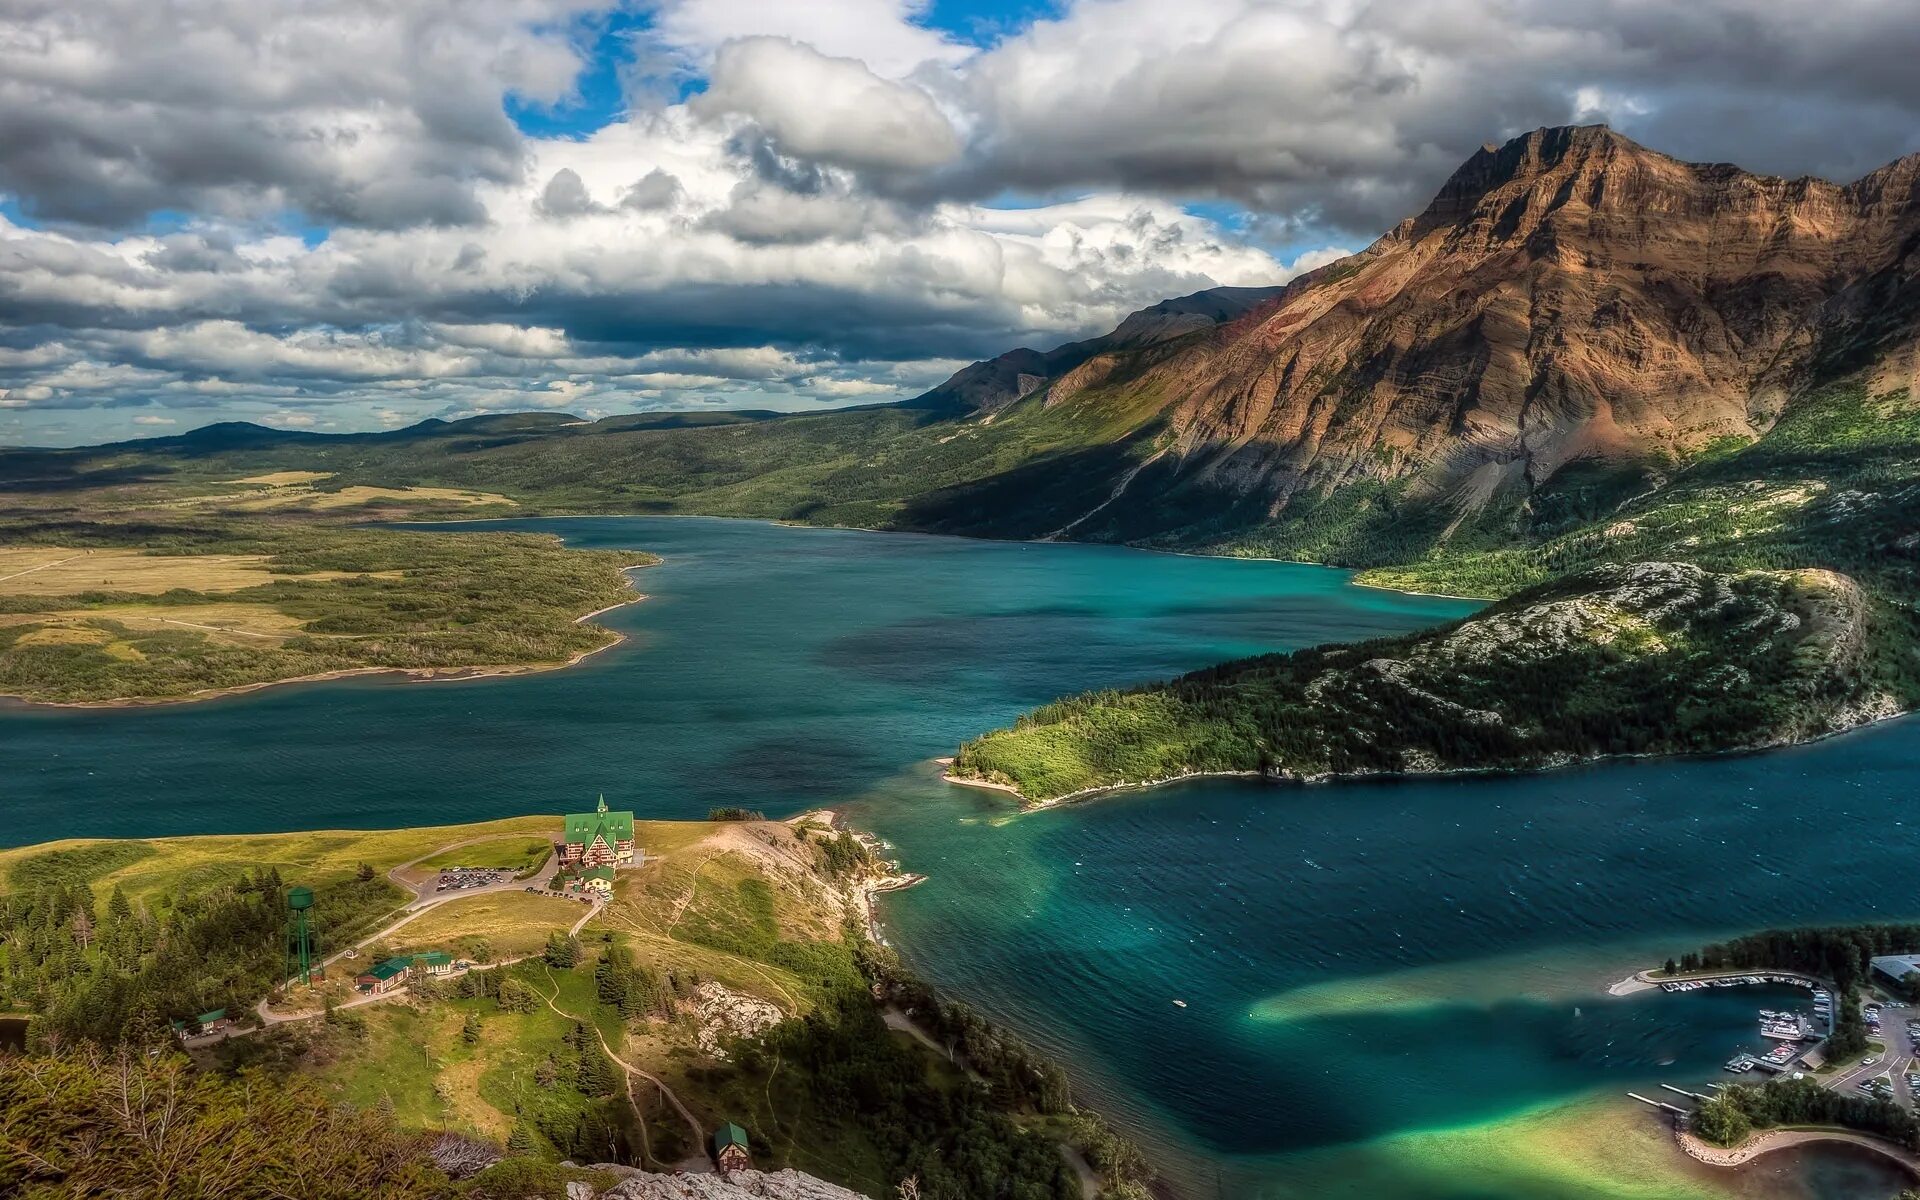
[{"left": 0, "top": 814, "right": 1146, "bottom": 1199}]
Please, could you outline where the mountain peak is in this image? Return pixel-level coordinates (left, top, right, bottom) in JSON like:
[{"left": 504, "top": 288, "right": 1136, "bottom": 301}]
[{"left": 1417, "top": 125, "right": 1643, "bottom": 227}]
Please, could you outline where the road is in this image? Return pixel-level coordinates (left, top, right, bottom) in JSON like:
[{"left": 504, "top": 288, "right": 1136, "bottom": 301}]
[
  {"left": 1824, "top": 1001, "right": 1916, "bottom": 1100},
  {"left": 245, "top": 833, "right": 596, "bottom": 1029}
]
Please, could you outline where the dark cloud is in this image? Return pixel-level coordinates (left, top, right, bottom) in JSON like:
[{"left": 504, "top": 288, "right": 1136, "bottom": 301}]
[{"left": 0, "top": 0, "right": 594, "bottom": 232}]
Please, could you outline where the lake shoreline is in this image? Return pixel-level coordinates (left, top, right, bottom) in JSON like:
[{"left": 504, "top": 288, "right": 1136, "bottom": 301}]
[
  {"left": 0, "top": 563, "right": 654, "bottom": 712},
  {"left": 1678, "top": 1126, "right": 1920, "bottom": 1175},
  {"left": 944, "top": 704, "right": 1918, "bottom": 810}
]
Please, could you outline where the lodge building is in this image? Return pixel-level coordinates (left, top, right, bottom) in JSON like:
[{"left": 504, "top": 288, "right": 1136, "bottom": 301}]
[{"left": 561, "top": 795, "right": 637, "bottom": 867}]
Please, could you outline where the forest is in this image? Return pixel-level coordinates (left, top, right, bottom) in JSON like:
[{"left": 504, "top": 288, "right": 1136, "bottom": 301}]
[
  {"left": 1693, "top": 1076, "right": 1920, "bottom": 1149},
  {"left": 0, "top": 843, "right": 397, "bottom": 1043}
]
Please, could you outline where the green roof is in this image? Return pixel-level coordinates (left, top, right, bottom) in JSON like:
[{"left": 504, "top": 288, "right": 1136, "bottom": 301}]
[
  {"left": 413, "top": 951, "right": 453, "bottom": 967},
  {"left": 712, "top": 1122, "right": 750, "bottom": 1154},
  {"left": 583, "top": 866, "right": 615, "bottom": 882},
  {"left": 364, "top": 960, "right": 408, "bottom": 982},
  {"left": 564, "top": 795, "right": 635, "bottom": 848},
  {"left": 194, "top": 1008, "right": 227, "bottom": 1024}
]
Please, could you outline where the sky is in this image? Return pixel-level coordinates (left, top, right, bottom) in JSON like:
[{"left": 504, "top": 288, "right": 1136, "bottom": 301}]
[{"left": 3, "top": 0, "right": 1920, "bottom": 447}]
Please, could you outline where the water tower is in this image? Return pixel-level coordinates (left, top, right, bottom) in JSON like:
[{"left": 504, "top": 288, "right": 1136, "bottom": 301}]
[{"left": 286, "top": 886, "right": 319, "bottom": 986}]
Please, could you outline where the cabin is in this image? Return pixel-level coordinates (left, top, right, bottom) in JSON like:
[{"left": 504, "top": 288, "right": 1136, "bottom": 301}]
[
  {"left": 357, "top": 957, "right": 412, "bottom": 994},
  {"left": 561, "top": 795, "right": 637, "bottom": 867},
  {"left": 711, "top": 1122, "right": 752, "bottom": 1172},
  {"left": 412, "top": 950, "right": 455, "bottom": 976},
  {"left": 582, "top": 866, "right": 615, "bottom": 896},
  {"left": 171, "top": 1008, "right": 232, "bottom": 1040}
]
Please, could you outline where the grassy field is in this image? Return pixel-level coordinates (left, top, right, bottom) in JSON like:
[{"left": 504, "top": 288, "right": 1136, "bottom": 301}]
[
  {"left": 398, "top": 837, "right": 554, "bottom": 882},
  {"left": 384, "top": 891, "right": 589, "bottom": 961},
  {"left": 0, "top": 511, "right": 646, "bottom": 704},
  {"left": 0, "top": 816, "right": 559, "bottom": 902}
]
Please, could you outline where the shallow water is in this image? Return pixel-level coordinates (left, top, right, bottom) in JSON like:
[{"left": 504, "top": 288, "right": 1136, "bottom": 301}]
[{"left": 5, "top": 515, "right": 1915, "bottom": 1199}]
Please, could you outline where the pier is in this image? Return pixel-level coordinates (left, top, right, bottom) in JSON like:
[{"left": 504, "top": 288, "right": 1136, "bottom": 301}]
[{"left": 1627, "top": 1092, "right": 1690, "bottom": 1116}]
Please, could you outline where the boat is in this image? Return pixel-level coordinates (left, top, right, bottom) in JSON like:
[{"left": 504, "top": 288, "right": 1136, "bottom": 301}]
[{"left": 1172, "top": 999, "right": 1187, "bottom": 1008}]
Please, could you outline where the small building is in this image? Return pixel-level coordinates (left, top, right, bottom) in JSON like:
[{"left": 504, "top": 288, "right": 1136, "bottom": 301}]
[
  {"left": 172, "top": 1008, "right": 233, "bottom": 1040},
  {"left": 581, "top": 866, "right": 615, "bottom": 896},
  {"left": 711, "top": 1122, "right": 751, "bottom": 1172},
  {"left": 561, "top": 795, "right": 637, "bottom": 867},
  {"left": 357, "top": 957, "right": 412, "bottom": 994},
  {"left": 412, "top": 950, "right": 455, "bottom": 976},
  {"left": 1871, "top": 954, "right": 1920, "bottom": 990}
]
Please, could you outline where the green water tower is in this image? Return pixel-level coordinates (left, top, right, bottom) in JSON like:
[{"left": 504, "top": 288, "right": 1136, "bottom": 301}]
[{"left": 286, "top": 886, "right": 318, "bottom": 986}]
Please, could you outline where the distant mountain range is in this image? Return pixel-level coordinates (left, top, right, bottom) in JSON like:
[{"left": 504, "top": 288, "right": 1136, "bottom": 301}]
[{"left": 9, "top": 126, "right": 1919, "bottom": 791}]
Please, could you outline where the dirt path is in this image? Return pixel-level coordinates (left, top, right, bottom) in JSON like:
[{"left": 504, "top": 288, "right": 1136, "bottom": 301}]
[
  {"left": 1679, "top": 1126, "right": 1920, "bottom": 1173},
  {"left": 1042, "top": 447, "right": 1169, "bottom": 541},
  {"left": 0, "top": 552, "right": 87, "bottom": 584},
  {"left": 535, "top": 966, "right": 708, "bottom": 1167}
]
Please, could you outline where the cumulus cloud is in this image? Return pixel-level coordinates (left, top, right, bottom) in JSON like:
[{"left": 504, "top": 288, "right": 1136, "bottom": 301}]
[
  {"left": 6, "top": 0, "right": 1920, "bottom": 446},
  {"left": 535, "top": 168, "right": 609, "bottom": 218},
  {"left": 620, "top": 168, "right": 686, "bottom": 211},
  {"left": 695, "top": 37, "right": 962, "bottom": 173},
  {"left": 0, "top": 0, "right": 596, "bottom": 230}
]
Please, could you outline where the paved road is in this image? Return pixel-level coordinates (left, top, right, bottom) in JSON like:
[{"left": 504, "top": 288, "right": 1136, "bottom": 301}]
[
  {"left": 243, "top": 833, "right": 598, "bottom": 1030},
  {"left": 1826, "top": 1001, "right": 1917, "bottom": 1099}
]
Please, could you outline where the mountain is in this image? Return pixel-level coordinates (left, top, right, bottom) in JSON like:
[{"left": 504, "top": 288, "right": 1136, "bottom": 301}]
[
  {"left": 9, "top": 126, "right": 1920, "bottom": 786},
  {"left": 917, "top": 125, "right": 1920, "bottom": 553},
  {"left": 905, "top": 284, "right": 1286, "bottom": 416},
  {"left": 933, "top": 127, "right": 1920, "bottom": 800}
]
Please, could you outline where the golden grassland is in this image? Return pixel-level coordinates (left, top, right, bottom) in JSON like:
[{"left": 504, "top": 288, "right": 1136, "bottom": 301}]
[
  {"left": 0, "top": 509, "right": 643, "bottom": 704},
  {"left": 208, "top": 474, "right": 520, "bottom": 513},
  {"left": 0, "top": 816, "right": 562, "bottom": 909},
  {"left": 384, "top": 891, "right": 590, "bottom": 961},
  {"left": 0, "top": 546, "right": 361, "bottom": 596}
]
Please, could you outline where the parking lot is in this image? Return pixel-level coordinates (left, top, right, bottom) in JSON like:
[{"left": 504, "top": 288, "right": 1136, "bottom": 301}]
[
  {"left": 435, "top": 866, "right": 512, "bottom": 893},
  {"left": 1824, "top": 1001, "right": 1920, "bottom": 1103}
]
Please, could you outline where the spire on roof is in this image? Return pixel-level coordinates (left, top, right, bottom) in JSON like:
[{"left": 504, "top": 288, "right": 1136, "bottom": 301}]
[{"left": 597, "top": 794, "right": 608, "bottom": 813}]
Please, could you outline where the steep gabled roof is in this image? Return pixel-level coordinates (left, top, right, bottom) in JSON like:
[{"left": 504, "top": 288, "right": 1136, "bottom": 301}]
[{"left": 564, "top": 794, "right": 635, "bottom": 847}]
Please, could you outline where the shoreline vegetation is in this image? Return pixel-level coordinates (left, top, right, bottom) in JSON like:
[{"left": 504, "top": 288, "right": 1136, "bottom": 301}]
[
  {"left": 0, "top": 811, "right": 1157, "bottom": 1200},
  {"left": 0, "top": 493, "right": 657, "bottom": 706}
]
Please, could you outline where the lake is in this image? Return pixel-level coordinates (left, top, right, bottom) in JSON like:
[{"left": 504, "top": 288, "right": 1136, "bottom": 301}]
[{"left": 4, "top": 515, "right": 1916, "bottom": 1199}]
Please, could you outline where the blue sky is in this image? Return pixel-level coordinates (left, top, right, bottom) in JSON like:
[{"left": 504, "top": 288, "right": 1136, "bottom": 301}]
[{"left": 3, "top": 0, "right": 1917, "bottom": 447}]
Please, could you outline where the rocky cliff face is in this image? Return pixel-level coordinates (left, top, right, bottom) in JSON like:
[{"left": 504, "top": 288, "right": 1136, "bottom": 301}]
[{"left": 962, "top": 126, "right": 1920, "bottom": 545}]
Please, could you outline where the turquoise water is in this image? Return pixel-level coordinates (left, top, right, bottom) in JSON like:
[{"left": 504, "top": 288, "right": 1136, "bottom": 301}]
[{"left": 4, "top": 516, "right": 1917, "bottom": 1198}]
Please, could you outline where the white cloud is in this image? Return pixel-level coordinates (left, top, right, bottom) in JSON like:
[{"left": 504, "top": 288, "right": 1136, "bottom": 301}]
[
  {"left": 696, "top": 38, "right": 961, "bottom": 173},
  {"left": 644, "top": 0, "right": 968, "bottom": 77},
  {"left": 5, "top": 0, "right": 1919, "bottom": 447}
]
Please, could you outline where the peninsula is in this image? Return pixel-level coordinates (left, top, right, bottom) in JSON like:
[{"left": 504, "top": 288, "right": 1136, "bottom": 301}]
[{"left": 0, "top": 808, "right": 1150, "bottom": 1200}]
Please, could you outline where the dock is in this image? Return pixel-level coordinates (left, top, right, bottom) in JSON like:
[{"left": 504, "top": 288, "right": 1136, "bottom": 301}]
[{"left": 1628, "top": 1092, "right": 1690, "bottom": 1115}]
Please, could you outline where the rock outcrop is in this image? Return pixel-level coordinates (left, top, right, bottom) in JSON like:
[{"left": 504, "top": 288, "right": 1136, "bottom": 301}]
[{"left": 592, "top": 1169, "right": 868, "bottom": 1200}]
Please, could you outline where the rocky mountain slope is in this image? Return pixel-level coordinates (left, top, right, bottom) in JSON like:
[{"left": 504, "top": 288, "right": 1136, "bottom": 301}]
[{"left": 915, "top": 125, "right": 1920, "bottom": 552}]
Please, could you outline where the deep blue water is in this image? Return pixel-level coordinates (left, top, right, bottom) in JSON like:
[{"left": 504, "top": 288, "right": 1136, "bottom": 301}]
[{"left": 4, "top": 515, "right": 1916, "bottom": 1199}]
